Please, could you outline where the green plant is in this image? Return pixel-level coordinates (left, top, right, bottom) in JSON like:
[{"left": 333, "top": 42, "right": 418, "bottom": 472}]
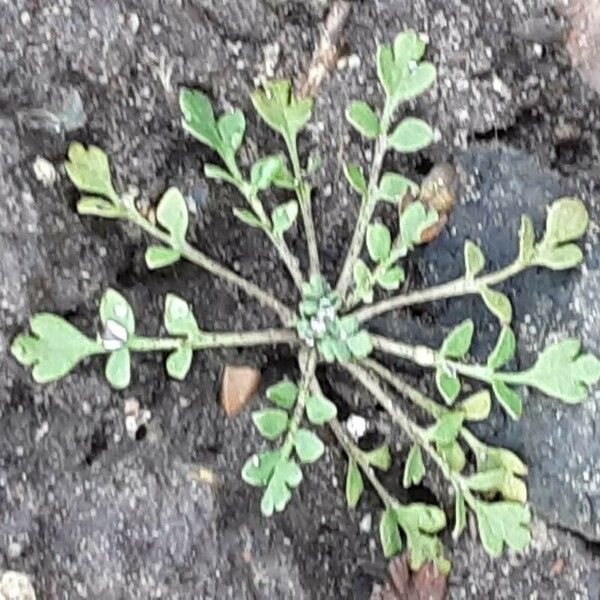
[{"left": 11, "top": 30, "right": 599, "bottom": 572}]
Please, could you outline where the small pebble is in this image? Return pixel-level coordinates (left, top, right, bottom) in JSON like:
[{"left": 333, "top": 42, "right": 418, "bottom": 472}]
[{"left": 359, "top": 513, "right": 372, "bottom": 534}]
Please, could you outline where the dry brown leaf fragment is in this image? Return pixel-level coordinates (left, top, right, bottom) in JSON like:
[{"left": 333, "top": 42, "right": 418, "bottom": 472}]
[
  {"left": 370, "top": 554, "right": 448, "bottom": 600},
  {"left": 221, "top": 365, "right": 262, "bottom": 417}
]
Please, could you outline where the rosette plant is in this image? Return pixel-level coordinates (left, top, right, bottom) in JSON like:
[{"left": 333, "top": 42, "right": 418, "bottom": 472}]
[{"left": 12, "top": 31, "right": 599, "bottom": 571}]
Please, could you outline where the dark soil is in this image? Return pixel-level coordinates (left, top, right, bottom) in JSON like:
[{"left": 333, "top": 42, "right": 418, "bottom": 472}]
[{"left": 1, "top": 0, "right": 599, "bottom": 598}]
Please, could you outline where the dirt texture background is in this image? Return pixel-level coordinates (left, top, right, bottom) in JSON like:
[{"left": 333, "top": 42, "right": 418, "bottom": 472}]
[{"left": 1, "top": 0, "right": 599, "bottom": 598}]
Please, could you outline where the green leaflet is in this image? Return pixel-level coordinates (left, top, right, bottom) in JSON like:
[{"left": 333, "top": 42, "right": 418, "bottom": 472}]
[
  {"left": 251, "top": 155, "right": 284, "bottom": 191},
  {"left": 77, "top": 196, "right": 127, "bottom": 219},
  {"left": 518, "top": 339, "right": 600, "bottom": 404},
  {"left": 440, "top": 319, "right": 474, "bottom": 359},
  {"left": 100, "top": 288, "right": 135, "bottom": 335},
  {"left": 166, "top": 345, "right": 193, "bottom": 380},
  {"left": 105, "top": 347, "right": 131, "bottom": 389},
  {"left": 346, "top": 100, "right": 381, "bottom": 139},
  {"left": 364, "top": 445, "right": 392, "bottom": 471},
  {"left": 437, "top": 440, "right": 466, "bottom": 473},
  {"left": 294, "top": 429, "right": 325, "bottom": 463},
  {"left": 242, "top": 450, "right": 281, "bottom": 487},
  {"left": 376, "top": 266, "right": 405, "bottom": 291},
  {"left": 353, "top": 260, "right": 374, "bottom": 303},
  {"left": 429, "top": 412, "right": 465, "bottom": 445},
  {"left": 487, "top": 327, "right": 516, "bottom": 369},
  {"left": 380, "top": 508, "right": 403, "bottom": 558},
  {"left": 480, "top": 286, "right": 513, "bottom": 325},
  {"left": 474, "top": 501, "right": 531, "bottom": 557},
  {"left": 11, "top": 314, "right": 101, "bottom": 384},
  {"left": 367, "top": 223, "right": 392, "bottom": 262},
  {"left": 457, "top": 390, "right": 491, "bottom": 421},
  {"left": 272, "top": 201, "right": 299, "bottom": 238},
  {"left": 464, "top": 240, "right": 485, "bottom": 280},
  {"left": 252, "top": 409, "right": 289, "bottom": 440},
  {"left": 436, "top": 367, "right": 461, "bottom": 405},
  {"left": 164, "top": 294, "right": 201, "bottom": 339},
  {"left": 145, "top": 246, "right": 181, "bottom": 270},
  {"left": 306, "top": 395, "right": 337, "bottom": 425},
  {"left": 453, "top": 490, "right": 467, "bottom": 540},
  {"left": 260, "top": 459, "right": 303, "bottom": 517},
  {"left": 344, "top": 163, "right": 368, "bottom": 196},
  {"left": 466, "top": 467, "right": 527, "bottom": 504},
  {"left": 233, "top": 208, "right": 263, "bottom": 229},
  {"left": 156, "top": 188, "right": 189, "bottom": 242},
  {"left": 65, "top": 143, "right": 119, "bottom": 202},
  {"left": 388, "top": 118, "right": 434, "bottom": 153},
  {"left": 345, "top": 458, "right": 364, "bottom": 508},
  {"left": 492, "top": 380, "right": 523, "bottom": 420},
  {"left": 403, "top": 445, "right": 425, "bottom": 487},
  {"left": 377, "top": 172, "right": 419, "bottom": 204},
  {"left": 251, "top": 79, "right": 313, "bottom": 143},
  {"left": 267, "top": 380, "right": 299, "bottom": 410},
  {"left": 400, "top": 201, "right": 438, "bottom": 247}
]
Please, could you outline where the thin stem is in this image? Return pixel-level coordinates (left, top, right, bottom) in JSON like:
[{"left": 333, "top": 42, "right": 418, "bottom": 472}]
[
  {"left": 370, "top": 334, "right": 524, "bottom": 389},
  {"left": 285, "top": 137, "right": 320, "bottom": 277},
  {"left": 280, "top": 349, "right": 318, "bottom": 457},
  {"left": 336, "top": 104, "right": 393, "bottom": 301},
  {"left": 362, "top": 358, "right": 486, "bottom": 456},
  {"left": 310, "top": 377, "right": 394, "bottom": 508},
  {"left": 127, "top": 328, "right": 297, "bottom": 353},
  {"left": 127, "top": 210, "right": 295, "bottom": 325},
  {"left": 352, "top": 260, "right": 525, "bottom": 324}
]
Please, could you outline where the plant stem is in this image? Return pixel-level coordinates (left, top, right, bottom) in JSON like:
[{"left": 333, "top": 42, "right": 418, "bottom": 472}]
[
  {"left": 285, "top": 137, "right": 320, "bottom": 277},
  {"left": 309, "top": 377, "right": 394, "bottom": 508},
  {"left": 361, "top": 358, "right": 486, "bottom": 457},
  {"left": 370, "top": 334, "right": 527, "bottom": 389},
  {"left": 280, "top": 349, "right": 318, "bottom": 457},
  {"left": 127, "top": 328, "right": 297, "bottom": 353},
  {"left": 344, "top": 362, "right": 462, "bottom": 489},
  {"left": 336, "top": 104, "right": 392, "bottom": 301},
  {"left": 352, "top": 260, "right": 525, "bottom": 324},
  {"left": 127, "top": 210, "right": 295, "bottom": 325}
]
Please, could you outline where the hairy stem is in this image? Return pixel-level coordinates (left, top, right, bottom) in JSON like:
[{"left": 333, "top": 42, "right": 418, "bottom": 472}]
[
  {"left": 362, "top": 358, "right": 486, "bottom": 456},
  {"left": 127, "top": 328, "right": 297, "bottom": 353},
  {"left": 310, "top": 377, "right": 394, "bottom": 507},
  {"left": 370, "top": 334, "right": 525, "bottom": 388},
  {"left": 352, "top": 260, "right": 524, "bottom": 324},
  {"left": 127, "top": 210, "right": 295, "bottom": 325},
  {"left": 336, "top": 104, "right": 392, "bottom": 300},
  {"left": 286, "top": 137, "right": 320, "bottom": 277}
]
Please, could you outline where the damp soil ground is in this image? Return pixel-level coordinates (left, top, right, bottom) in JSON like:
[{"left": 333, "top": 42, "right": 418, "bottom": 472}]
[{"left": 1, "top": 1, "right": 600, "bottom": 598}]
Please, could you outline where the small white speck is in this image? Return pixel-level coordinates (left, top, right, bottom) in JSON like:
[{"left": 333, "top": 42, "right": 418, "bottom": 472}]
[{"left": 346, "top": 414, "right": 368, "bottom": 440}]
